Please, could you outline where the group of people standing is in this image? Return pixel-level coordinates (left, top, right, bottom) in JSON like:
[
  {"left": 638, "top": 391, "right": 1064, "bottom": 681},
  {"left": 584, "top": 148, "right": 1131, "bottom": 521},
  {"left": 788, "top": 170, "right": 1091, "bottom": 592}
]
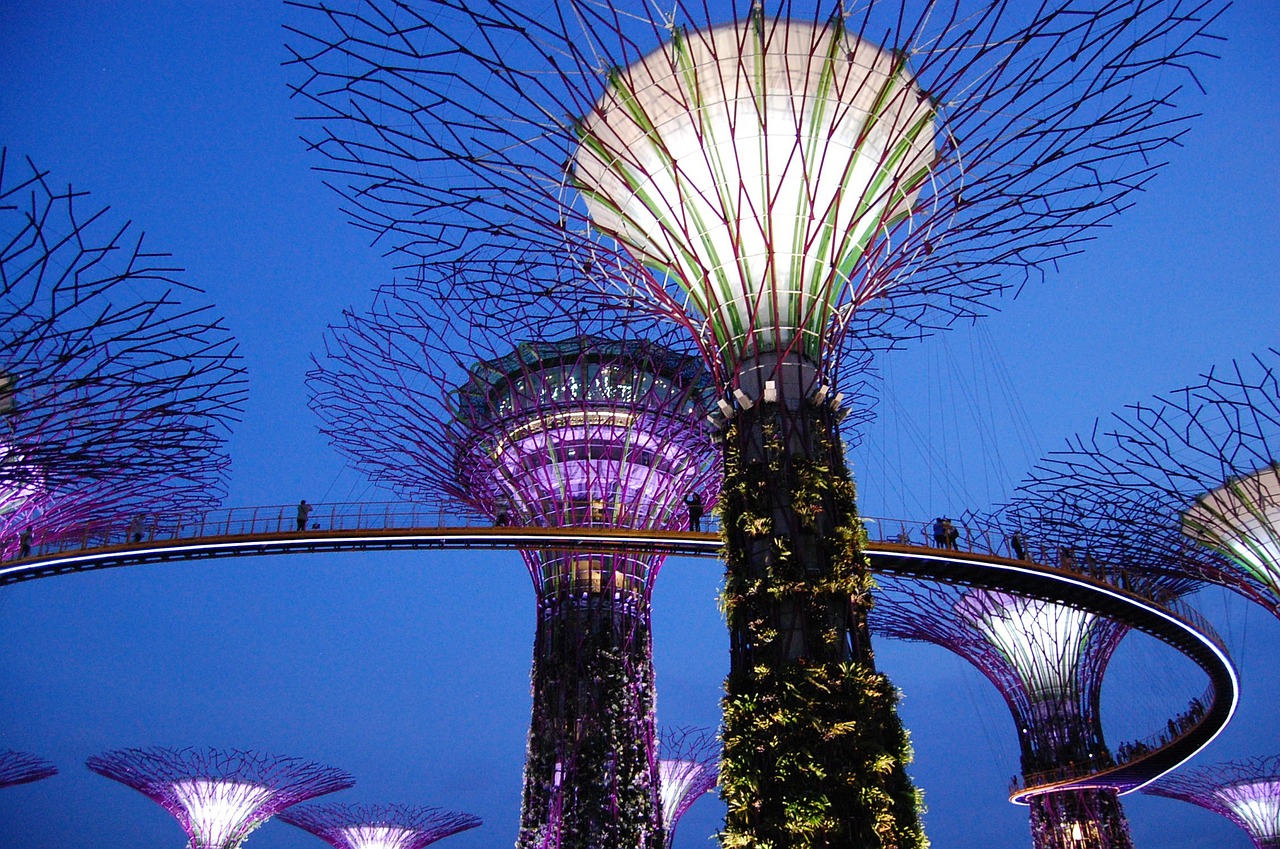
[{"left": 932, "top": 516, "right": 960, "bottom": 550}]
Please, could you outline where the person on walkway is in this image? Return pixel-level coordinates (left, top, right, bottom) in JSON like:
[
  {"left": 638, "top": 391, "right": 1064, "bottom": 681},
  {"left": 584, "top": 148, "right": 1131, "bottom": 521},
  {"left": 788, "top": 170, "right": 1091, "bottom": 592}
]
[
  {"left": 296, "top": 499, "right": 313, "bottom": 532},
  {"left": 943, "top": 517, "right": 960, "bottom": 550},
  {"left": 128, "top": 513, "right": 147, "bottom": 543},
  {"left": 932, "top": 517, "right": 946, "bottom": 548},
  {"left": 1010, "top": 531, "right": 1027, "bottom": 561},
  {"left": 685, "top": 491, "right": 704, "bottom": 532},
  {"left": 18, "top": 526, "right": 32, "bottom": 558}
]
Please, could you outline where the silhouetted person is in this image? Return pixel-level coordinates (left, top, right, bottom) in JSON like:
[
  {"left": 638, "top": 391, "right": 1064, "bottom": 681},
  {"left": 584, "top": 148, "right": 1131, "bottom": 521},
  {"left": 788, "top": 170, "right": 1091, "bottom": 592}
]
[
  {"left": 943, "top": 517, "right": 960, "bottom": 550},
  {"left": 18, "top": 526, "right": 32, "bottom": 558},
  {"left": 296, "top": 499, "right": 312, "bottom": 532},
  {"left": 685, "top": 491, "right": 704, "bottom": 532},
  {"left": 1010, "top": 531, "right": 1027, "bottom": 561},
  {"left": 932, "top": 517, "right": 946, "bottom": 548},
  {"left": 495, "top": 501, "right": 511, "bottom": 527},
  {"left": 128, "top": 513, "right": 146, "bottom": 543}
]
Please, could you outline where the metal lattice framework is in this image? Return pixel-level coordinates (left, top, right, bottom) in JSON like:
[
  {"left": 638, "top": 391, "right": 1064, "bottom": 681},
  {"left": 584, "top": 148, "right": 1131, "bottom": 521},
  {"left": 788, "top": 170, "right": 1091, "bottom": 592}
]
[
  {"left": 0, "top": 750, "right": 57, "bottom": 788},
  {"left": 872, "top": 503, "right": 1211, "bottom": 849},
  {"left": 1144, "top": 755, "right": 1280, "bottom": 849},
  {"left": 284, "top": 2, "right": 1224, "bottom": 843},
  {"left": 308, "top": 260, "right": 719, "bottom": 849},
  {"left": 284, "top": 0, "right": 1225, "bottom": 383},
  {"left": 278, "top": 802, "right": 483, "bottom": 849},
  {"left": 873, "top": 576, "right": 1135, "bottom": 849},
  {"left": 85, "top": 747, "right": 354, "bottom": 849},
  {"left": 0, "top": 151, "right": 246, "bottom": 559},
  {"left": 1017, "top": 348, "right": 1280, "bottom": 619},
  {"left": 657, "top": 727, "right": 720, "bottom": 849}
]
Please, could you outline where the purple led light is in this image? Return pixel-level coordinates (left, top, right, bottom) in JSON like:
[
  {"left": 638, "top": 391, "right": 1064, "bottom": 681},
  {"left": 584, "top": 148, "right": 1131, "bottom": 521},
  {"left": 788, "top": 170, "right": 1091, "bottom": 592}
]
[{"left": 86, "top": 747, "right": 354, "bottom": 849}]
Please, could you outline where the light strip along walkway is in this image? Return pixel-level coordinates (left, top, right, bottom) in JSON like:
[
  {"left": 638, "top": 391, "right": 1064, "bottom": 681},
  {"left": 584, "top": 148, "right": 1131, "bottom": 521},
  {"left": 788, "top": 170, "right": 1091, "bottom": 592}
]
[{"left": 0, "top": 501, "right": 1237, "bottom": 804}]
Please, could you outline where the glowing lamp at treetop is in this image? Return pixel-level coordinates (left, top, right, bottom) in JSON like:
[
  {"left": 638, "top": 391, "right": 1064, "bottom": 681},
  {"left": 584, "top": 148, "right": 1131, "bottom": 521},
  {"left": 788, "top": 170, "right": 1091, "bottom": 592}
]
[
  {"left": 1181, "top": 464, "right": 1280, "bottom": 597},
  {"left": 957, "top": 590, "right": 1097, "bottom": 704},
  {"left": 1215, "top": 780, "right": 1280, "bottom": 846},
  {"left": 575, "top": 16, "right": 938, "bottom": 372}
]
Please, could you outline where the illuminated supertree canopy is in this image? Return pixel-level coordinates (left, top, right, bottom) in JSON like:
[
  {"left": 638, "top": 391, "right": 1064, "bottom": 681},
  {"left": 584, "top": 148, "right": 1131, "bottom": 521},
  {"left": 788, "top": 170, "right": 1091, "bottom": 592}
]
[
  {"left": 658, "top": 727, "right": 720, "bottom": 849},
  {"left": 1144, "top": 755, "right": 1280, "bottom": 849},
  {"left": 85, "top": 747, "right": 354, "bottom": 849},
  {"left": 0, "top": 750, "right": 57, "bottom": 788},
  {"left": 869, "top": 508, "right": 1204, "bottom": 849},
  {"left": 278, "top": 802, "right": 482, "bottom": 849},
  {"left": 308, "top": 259, "right": 720, "bottom": 849},
  {"left": 285, "top": 1, "right": 1224, "bottom": 844},
  {"left": 0, "top": 151, "right": 246, "bottom": 557},
  {"left": 1017, "top": 348, "right": 1280, "bottom": 619}
]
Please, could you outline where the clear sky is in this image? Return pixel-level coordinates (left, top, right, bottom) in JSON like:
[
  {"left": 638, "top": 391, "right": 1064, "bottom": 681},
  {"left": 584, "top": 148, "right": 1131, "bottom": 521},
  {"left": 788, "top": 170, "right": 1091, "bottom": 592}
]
[{"left": 1, "top": 2, "right": 1277, "bottom": 847}]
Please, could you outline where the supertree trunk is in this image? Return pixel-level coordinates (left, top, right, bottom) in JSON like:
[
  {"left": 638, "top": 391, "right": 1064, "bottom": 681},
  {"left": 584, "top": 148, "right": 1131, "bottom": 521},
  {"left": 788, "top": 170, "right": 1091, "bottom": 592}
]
[
  {"left": 1029, "top": 789, "right": 1133, "bottom": 849},
  {"left": 719, "top": 383, "right": 921, "bottom": 849},
  {"left": 522, "top": 585, "right": 662, "bottom": 849}
]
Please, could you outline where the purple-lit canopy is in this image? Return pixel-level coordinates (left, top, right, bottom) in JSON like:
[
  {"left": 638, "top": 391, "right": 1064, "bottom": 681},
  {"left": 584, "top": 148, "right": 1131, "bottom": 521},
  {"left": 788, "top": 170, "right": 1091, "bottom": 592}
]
[
  {"left": 86, "top": 747, "right": 354, "bottom": 849},
  {"left": 1145, "top": 755, "right": 1280, "bottom": 849},
  {"left": 310, "top": 259, "right": 721, "bottom": 600},
  {"left": 279, "top": 802, "right": 482, "bottom": 849},
  {"left": 0, "top": 750, "right": 57, "bottom": 788},
  {"left": 0, "top": 151, "right": 246, "bottom": 556},
  {"left": 657, "top": 728, "right": 718, "bottom": 849}
]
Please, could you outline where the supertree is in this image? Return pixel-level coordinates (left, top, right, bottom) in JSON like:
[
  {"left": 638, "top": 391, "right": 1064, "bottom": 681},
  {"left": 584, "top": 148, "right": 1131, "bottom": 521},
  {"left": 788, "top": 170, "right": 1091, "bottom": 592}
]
[
  {"left": 0, "top": 750, "right": 57, "bottom": 788},
  {"left": 278, "top": 802, "right": 482, "bottom": 848},
  {"left": 659, "top": 727, "right": 720, "bottom": 849},
  {"left": 0, "top": 151, "right": 246, "bottom": 557},
  {"left": 285, "top": 2, "right": 1225, "bottom": 844},
  {"left": 871, "top": 506, "right": 1208, "bottom": 849},
  {"left": 308, "top": 257, "right": 722, "bottom": 849},
  {"left": 1144, "top": 755, "right": 1280, "bottom": 849},
  {"left": 85, "top": 746, "right": 354, "bottom": 849},
  {"left": 1017, "top": 348, "right": 1280, "bottom": 620}
]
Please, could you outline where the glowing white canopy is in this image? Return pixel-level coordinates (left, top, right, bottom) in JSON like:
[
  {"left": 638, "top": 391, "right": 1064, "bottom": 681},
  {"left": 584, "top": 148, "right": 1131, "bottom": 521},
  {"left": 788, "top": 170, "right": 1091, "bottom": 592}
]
[
  {"left": 1214, "top": 779, "right": 1280, "bottom": 843},
  {"left": 336, "top": 823, "right": 419, "bottom": 849},
  {"left": 172, "top": 778, "right": 273, "bottom": 849},
  {"left": 575, "top": 16, "right": 937, "bottom": 367},
  {"left": 1182, "top": 464, "right": 1280, "bottom": 598},
  {"left": 957, "top": 591, "right": 1096, "bottom": 702}
]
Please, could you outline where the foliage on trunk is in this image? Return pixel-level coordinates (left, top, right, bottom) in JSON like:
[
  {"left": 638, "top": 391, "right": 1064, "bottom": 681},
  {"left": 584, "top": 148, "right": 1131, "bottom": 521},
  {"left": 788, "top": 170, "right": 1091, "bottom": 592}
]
[
  {"left": 519, "top": 598, "right": 662, "bottom": 849},
  {"left": 718, "top": 409, "right": 927, "bottom": 849}
]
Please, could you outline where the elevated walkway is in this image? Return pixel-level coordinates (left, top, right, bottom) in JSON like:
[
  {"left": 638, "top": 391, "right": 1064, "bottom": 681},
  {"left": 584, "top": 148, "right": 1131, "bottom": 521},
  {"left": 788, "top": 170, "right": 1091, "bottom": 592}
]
[{"left": 0, "top": 501, "right": 1236, "bottom": 802}]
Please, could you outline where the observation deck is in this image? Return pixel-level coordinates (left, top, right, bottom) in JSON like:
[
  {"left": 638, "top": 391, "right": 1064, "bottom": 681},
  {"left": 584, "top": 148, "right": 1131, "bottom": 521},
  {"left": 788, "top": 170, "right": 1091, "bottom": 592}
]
[{"left": 1, "top": 503, "right": 1236, "bottom": 802}]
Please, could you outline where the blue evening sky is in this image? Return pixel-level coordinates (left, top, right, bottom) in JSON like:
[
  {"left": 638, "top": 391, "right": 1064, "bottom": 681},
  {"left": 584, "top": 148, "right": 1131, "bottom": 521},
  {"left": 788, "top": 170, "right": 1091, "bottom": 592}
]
[{"left": 1, "top": 2, "right": 1277, "bottom": 847}]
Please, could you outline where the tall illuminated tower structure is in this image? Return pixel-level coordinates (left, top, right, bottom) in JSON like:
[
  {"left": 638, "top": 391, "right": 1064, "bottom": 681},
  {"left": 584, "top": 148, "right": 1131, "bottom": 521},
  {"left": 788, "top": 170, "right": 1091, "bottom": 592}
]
[
  {"left": 0, "top": 152, "right": 245, "bottom": 556},
  {"left": 1020, "top": 349, "right": 1280, "bottom": 620},
  {"left": 309, "top": 267, "right": 719, "bottom": 849},
  {"left": 287, "top": 1, "right": 1224, "bottom": 842},
  {"left": 0, "top": 750, "right": 57, "bottom": 788},
  {"left": 279, "top": 802, "right": 482, "bottom": 848},
  {"left": 86, "top": 747, "right": 354, "bottom": 849},
  {"left": 1144, "top": 756, "right": 1280, "bottom": 849},
  {"left": 874, "top": 577, "right": 1137, "bottom": 849}
]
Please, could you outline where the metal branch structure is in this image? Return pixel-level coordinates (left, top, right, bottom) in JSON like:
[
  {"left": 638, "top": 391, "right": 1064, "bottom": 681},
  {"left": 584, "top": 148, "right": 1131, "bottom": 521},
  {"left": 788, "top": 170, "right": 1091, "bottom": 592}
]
[
  {"left": 85, "top": 747, "right": 355, "bottom": 849},
  {"left": 284, "top": 1, "right": 1225, "bottom": 844},
  {"left": 0, "top": 750, "right": 57, "bottom": 788},
  {"left": 1016, "top": 348, "right": 1280, "bottom": 620},
  {"left": 658, "top": 727, "right": 720, "bottom": 849},
  {"left": 872, "top": 505, "right": 1211, "bottom": 849},
  {"left": 278, "top": 802, "right": 482, "bottom": 849},
  {"left": 873, "top": 575, "right": 1134, "bottom": 849},
  {"left": 1144, "top": 755, "right": 1280, "bottom": 849},
  {"left": 308, "top": 260, "right": 720, "bottom": 849},
  {"left": 0, "top": 151, "right": 246, "bottom": 559}
]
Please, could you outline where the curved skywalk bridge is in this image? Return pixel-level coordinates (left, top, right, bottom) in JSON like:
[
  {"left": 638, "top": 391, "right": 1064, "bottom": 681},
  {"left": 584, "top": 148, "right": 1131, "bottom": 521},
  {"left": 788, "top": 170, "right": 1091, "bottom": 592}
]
[{"left": 0, "top": 501, "right": 1237, "bottom": 802}]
